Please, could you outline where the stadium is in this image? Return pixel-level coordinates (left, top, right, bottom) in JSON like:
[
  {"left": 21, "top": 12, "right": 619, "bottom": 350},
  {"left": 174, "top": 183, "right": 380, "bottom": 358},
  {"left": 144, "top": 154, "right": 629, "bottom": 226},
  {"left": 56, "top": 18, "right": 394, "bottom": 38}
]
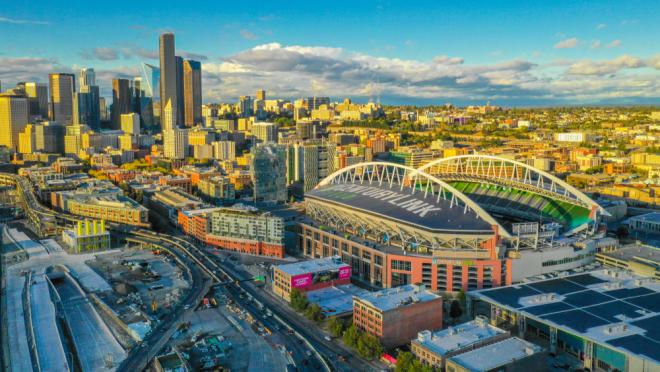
[{"left": 299, "top": 155, "right": 609, "bottom": 293}]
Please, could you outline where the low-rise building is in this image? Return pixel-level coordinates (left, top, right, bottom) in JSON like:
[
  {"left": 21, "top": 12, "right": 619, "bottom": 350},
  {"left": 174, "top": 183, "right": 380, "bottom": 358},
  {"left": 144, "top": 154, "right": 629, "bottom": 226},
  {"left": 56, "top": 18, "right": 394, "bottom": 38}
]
[
  {"left": 353, "top": 283, "right": 442, "bottom": 348},
  {"left": 273, "top": 256, "right": 351, "bottom": 301},
  {"left": 597, "top": 243, "right": 659, "bottom": 280},
  {"left": 411, "top": 316, "right": 510, "bottom": 370},
  {"left": 61, "top": 220, "right": 111, "bottom": 253},
  {"left": 445, "top": 337, "right": 545, "bottom": 372},
  {"left": 197, "top": 176, "right": 236, "bottom": 203}
]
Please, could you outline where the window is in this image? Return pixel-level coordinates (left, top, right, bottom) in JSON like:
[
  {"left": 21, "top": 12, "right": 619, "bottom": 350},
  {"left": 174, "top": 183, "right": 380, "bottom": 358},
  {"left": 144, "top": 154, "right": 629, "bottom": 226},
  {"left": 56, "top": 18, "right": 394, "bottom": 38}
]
[{"left": 391, "top": 260, "right": 412, "bottom": 271}]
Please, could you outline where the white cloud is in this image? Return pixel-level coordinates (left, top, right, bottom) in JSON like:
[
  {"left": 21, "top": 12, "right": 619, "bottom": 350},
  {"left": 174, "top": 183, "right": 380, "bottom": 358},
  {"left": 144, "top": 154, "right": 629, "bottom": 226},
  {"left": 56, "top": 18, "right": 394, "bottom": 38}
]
[
  {"left": 554, "top": 37, "right": 579, "bottom": 49},
  {"left": 0, "top": 16, "right": 49, "bottom": 25},
  {"left": 591, "top": 40, "right": 602, "bottom": 49},
  {"left": 607, "top": 40, "right": 622, "bottom": 48},
  {"left": 596, "top": 23, "right": 607, "bottom": 30},
  {"left": 567, "top": 55, "right": 645, "bottom": 75}
]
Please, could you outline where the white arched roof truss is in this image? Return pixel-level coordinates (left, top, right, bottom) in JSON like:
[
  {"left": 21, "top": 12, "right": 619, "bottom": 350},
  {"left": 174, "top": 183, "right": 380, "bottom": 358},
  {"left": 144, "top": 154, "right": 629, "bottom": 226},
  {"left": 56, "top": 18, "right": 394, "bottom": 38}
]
[{"left": 316, "top": 161, "right": 511, "bottom": 238}]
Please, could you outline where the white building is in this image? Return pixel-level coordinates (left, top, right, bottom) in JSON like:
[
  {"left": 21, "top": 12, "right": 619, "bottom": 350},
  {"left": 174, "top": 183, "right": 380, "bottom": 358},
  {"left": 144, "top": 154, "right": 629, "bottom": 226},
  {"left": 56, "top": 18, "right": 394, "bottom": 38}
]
[
  {"left": 252, "top": 122, "right": 278, "bottom": 143},
  {"left": 163, "top": 127, "right": 188, "bottom": 159}
]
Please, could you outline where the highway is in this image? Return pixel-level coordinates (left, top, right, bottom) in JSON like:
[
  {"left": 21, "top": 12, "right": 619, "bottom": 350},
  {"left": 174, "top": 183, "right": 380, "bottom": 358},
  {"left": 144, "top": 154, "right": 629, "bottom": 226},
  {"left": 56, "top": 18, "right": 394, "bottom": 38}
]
[
  {"left": 3, "top": 172, "right": 376, "bottom": 371},
  {"left": 115, "top": 233, "right": 211, "bottom": 372}
]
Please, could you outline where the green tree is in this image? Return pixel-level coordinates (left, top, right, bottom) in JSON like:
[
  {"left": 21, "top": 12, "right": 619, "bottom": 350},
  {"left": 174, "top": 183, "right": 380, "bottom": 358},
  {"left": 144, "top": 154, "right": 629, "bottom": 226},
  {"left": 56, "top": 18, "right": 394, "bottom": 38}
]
[
  {"left": 357, "top": 332, "right": 383, "bottom": 360},
  {"left": 396, "top": 352, "right": 434, "bottom": 372},
  {"left": 290, "top": 288, "right": 309, "bottom": 312},
  {"left": 305, "top": 303, "right": 324, "bottom": 322},
  {"left": 449, "top": 299, "right": 463, "bottom": 323},
  {"left": 343, "top": 324, "right": 359, "bottom": 348},
  {"left": 327, "top": 317, "right": 345, "bottom": 338}
]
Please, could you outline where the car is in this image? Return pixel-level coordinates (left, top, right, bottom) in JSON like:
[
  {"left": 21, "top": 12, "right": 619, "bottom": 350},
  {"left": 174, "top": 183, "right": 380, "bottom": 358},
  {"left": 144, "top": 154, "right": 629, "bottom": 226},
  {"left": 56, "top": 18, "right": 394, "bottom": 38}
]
[
  {"left": 324, "top": 336, "right": 332, "bottom": 341},
  {"left": 184, "top": 304, "right": 191, "bottom": 310}
]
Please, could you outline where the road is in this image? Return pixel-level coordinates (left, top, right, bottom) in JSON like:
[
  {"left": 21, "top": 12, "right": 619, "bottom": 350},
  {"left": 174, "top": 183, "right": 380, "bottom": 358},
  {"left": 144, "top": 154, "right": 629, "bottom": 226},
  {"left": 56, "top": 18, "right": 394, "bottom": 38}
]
[
  {"left": 114, "top": 234, "right": 211, "bottom": 372},
  {"left": 159, "top": 231, "right": 384, "bottom": 372}
]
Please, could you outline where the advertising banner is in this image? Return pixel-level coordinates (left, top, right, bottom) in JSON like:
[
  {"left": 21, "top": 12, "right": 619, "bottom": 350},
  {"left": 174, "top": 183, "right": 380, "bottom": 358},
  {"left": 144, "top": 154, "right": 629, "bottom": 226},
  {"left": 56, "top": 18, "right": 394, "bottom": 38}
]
[
  {"left": 291, "top": 273, "right": 312, "bottom": 288},
  {"left": 338, "top": 266, "right": 351, "bottom": 279}
]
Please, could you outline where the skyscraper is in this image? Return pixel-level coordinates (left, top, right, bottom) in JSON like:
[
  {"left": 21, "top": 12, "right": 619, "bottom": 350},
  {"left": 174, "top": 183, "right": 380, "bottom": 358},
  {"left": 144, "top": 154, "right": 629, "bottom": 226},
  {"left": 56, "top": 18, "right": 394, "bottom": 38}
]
[
  {"left": 35, "top": 121, "right": 65, "bottom": 154},
  {"left": 175, "top": 56, "right": 185, "bottom": 125},
  {"left": 77, "top": 68, "right": 101, "bottom": 129},
  {"left": 239, "top": 96, "right": 253, "bottom": 118},
  {"left": 140, "top": 63, "right": 160, "bottom": 100},
  {"left": 251, "top": 143, "right": 288, "bottom": 203},
  {"left": 0, "top": 93, "right": 29, "bottom": 150},
  {"left": 23, "top": 82, "right": 49, "bottom": 119},
  {"left": 49, "top": 73, "right": 75, "bottom": 124},
  {"left": 183, "top": 59, "right": 202, "bottom": 127},
  {"left": 159, "top": 32, "right": 178, "bottom": 131},
  {"left": 112, "top": 78, "right": 131, "bottom": 129},
  {"left": 256, "top": 89, "right": 266, "bottom": 101},
  {"left": 79, "top": 68, "right": 96, "bottom": 91}
]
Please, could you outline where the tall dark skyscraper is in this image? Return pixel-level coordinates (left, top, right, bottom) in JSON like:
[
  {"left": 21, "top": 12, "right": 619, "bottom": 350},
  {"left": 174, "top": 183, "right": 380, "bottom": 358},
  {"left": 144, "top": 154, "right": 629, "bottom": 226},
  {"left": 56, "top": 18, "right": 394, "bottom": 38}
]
[
  {"left": 49, "top": 73, "right": 75, "bottom": 124},
  {"left": 175, "top": 55, "right": 185, "bottom": 125},
  {"left": 183, "top": 59, "right": 202, "bottom": 127},
  {"left": 159, "top": 33, "right": 177, "bottom": 131},
  {"left": 78, "top": 68, "right": 101, "bottom": 129},
  {"left": 112, "top": 78, "right": 131, "bottom": 129}
]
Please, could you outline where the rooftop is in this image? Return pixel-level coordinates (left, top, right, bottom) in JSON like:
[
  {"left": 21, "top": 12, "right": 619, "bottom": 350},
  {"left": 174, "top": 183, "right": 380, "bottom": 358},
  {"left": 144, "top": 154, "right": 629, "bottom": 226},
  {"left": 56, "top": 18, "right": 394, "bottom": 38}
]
[
  {"left": 355, "top": 284, "right": 441, "bottom": 312},
  {"left": 598, "top": 243, "right": 659, "bottom": 267},
  {"left": 413, "top": 316, "right": 508, "bottom": 355},
  {"left": 306, "top": 284, "right": 371, "bottom": 316},
  {"left": 275, "top": 256, "right": 349, "bottom": 277},
  {"left": 626, "top": 212, "right": 660, "bottom": 224},
  {"left": 448, "top": 337, "right": 543, "bottom": 371},
  {"left": 471, "top": 269, "right": 660, "bottom": 364},
  {"left": 305, "top": 181, "right": 494, "bottom": 234}
]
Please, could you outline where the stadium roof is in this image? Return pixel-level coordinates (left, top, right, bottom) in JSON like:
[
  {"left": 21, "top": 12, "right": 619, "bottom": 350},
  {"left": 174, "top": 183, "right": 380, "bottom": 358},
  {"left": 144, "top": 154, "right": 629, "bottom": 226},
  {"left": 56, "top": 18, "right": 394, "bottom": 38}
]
[
  {"left": 471, "top": 269, "right": 660, "bottom": 364},
  {"left": 306, "top": 181, "right": 495, "bottom": 234}
]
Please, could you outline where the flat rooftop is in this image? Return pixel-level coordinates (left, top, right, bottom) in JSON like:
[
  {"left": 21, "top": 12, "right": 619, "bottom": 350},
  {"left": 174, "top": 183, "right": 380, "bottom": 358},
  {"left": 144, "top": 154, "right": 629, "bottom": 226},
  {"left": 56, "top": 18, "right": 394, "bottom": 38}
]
[
  {"left": 448, "top": 337, "right": 543, "bottom": 371},
  {"left": 626, "top": 212, "right": 660, "bottom": 223},
  {"left": 275, "top": 256, "right": 348, "bottom": 277},
  {"left": 305, "top": 181, "right": 494, "bottom": 234},
  {"left": 599, "top": 243, "right": 659, "bottom": 266},
  {"left": 355, "top": 284, "right": 440, "bottom": 312},
  {"left": 306, "top": 284, "right": 370, "bottom": 316},
  {"left": 471, "top": 269, "right": 660, "bottom": 364},
  {"left": 413, "top": 317, "right": 508, "bottom": 355}
]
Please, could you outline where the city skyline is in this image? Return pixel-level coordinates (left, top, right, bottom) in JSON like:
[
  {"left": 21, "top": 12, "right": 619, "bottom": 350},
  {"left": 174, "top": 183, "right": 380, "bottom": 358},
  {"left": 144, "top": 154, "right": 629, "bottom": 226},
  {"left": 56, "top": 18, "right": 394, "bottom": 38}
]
[{"left": 0, "top": 0, "right": 659, "bottom": 106}]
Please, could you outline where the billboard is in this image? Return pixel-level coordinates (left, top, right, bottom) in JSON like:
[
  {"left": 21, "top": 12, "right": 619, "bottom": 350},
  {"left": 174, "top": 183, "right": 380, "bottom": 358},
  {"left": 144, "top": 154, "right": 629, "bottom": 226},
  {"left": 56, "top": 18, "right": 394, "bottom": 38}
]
[{"left": 290, "top": 265, "right": 351, "bottom": 289}]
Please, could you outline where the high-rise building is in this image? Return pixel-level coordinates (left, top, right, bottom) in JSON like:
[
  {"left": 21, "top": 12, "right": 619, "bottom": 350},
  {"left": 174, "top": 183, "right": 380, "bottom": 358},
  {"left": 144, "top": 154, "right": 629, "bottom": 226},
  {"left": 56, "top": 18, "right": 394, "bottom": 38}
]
[
  {"left": 99, "top": 97, "right": 109, "bottom": 121},
  {"left": 212, "top": 140, "right": 236, "bottom": 160},
  {"left": 64, "top": 123, "right": 89, "bottom": 156},
  {"left": 77, "top": 68, "right": 101, "bottom": 129},
  {"left": 252, "top": 122, "right": 278, "bottom": 143},
  {"left": 163, "top": 127, "right": 188, "bottom": 159},
  {"left": 183, "top": 59, "right": 202, "bottom": 127},
  {"left": 256, "top": 89, "right": 266, "bottom": 101},
  {"left": 49, "top": 73, "right": 75, "bottom": 124},
  {"left": 111, "top": 78, "right": 131, "bottom": 129},
  {"left": 121, "top": 113, "right": 140, "bottom": 136},
  {"left": 133, "top": 76, "right": 154, "bottom": 128},
  {"left": 35, "top": 121, "right": 65, "bottom": 154},
  {"left": 79, "top": 68, "right": 96, "bottom": 91},
  {"left": 159, "top": 32, "right": 178, "bottom": 131},
  {"left": 175, "top": 56, "right": 185, "bottom": 125},
  {"left": 18, "top": 124, "right": 36, "bottom": 154},
  {"left": 24, "top": 82, "right": 49, "bottom": 119},
  {"left": 163, "top": 100, "right": 187, "bottom": 159},
  {"left": 251, "top": 143, "right": 287, "bottom": 203},
  {"left": 0, "top": 93, "right": 29, "bottom": 150},
  {"left": 239, "top": 96, "right": 253, "bottom": 118},
  {"left": 307, "top": 96, "right": 330, "bottom": 110},
  {"left": 140, "top": 63, "right": 160, "bottom": 101},
  {"left": 293, "top": 141, "right": 337, "bottom": 192}
]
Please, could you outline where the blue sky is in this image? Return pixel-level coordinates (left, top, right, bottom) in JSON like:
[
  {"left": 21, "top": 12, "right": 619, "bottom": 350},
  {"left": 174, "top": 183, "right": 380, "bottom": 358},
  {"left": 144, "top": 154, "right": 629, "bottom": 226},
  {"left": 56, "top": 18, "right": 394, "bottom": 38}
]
[{"left": 1, "top": 0, "right": 659, "bottom": 105}]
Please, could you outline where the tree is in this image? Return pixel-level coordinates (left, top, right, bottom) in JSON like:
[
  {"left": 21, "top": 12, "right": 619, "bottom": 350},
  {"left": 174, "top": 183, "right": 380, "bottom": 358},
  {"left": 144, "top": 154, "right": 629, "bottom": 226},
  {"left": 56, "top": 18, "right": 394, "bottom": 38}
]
[
  {"left": 305, "top": 303, "right": 324, "bottom": 322},
  {"left": 327, "top": 317, "right": 345, "bottom": 338},
  {"left": 290, "top": 288, "right": 309, "bottom": 312},
  {"left": 357, "top": 333, "right": 383, "bottom": 360},
  {"left": 343, "top": 324, "right": 359, "bottom": 348},
  {"left": 449, "top": 299, "right": 463, "bottom": 323},
  {"left": 396, "top": 352, "right": 434, "bottom": 372}
]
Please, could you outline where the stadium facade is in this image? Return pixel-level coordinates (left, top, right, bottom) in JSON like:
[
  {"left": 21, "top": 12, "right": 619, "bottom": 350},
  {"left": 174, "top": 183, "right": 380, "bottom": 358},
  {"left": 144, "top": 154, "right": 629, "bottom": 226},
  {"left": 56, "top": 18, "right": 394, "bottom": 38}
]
[{"left": 299, "top": 155, "right": 610, "bottom": 292}]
